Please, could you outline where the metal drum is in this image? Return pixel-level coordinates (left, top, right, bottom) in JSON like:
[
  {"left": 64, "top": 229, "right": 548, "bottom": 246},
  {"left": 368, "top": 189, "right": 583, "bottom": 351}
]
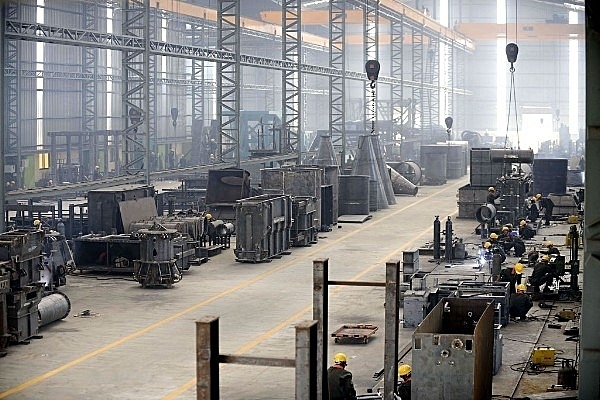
[{"left": 38, "top": 292, "right": 71, "bottom": 327}]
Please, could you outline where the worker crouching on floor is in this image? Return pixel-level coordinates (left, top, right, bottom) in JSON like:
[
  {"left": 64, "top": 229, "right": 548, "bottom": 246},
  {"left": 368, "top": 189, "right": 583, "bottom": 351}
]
[
  {"left": 510, "top": 284, "right": 533, "bottom": 321},
  {"left": 499, "top": 262, "right": 524, "bottom": 294},
  {"left": 327, "top": 353, "right": 357, "bottom": 400},
  {"left": 530, "top": 255, "right": 555, "bottom": 293},
  {"left": 396, "top": 364, "right": 412, "bottom": 399}
]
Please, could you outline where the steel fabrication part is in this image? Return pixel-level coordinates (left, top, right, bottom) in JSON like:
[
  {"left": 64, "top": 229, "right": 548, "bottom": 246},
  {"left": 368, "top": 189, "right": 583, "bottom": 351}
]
[{"left": 38, "top": 292, "right": 71, "bottom": 327}]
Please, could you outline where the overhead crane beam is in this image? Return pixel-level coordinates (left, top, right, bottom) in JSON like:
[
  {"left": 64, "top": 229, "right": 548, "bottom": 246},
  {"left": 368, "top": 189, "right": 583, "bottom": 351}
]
[{"left": 454, "top": 22, "right": 584, "bottom": 41}]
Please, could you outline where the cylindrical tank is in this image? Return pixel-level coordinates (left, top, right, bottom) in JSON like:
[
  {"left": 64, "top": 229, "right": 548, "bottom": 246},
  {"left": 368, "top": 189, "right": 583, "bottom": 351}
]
[
  {"left": 476, "top": 204, "right": 497, "bottom": 223},
  {"left": 338, "top": 175, "right": 370, "bottom": 215},
  {"left": 388, "top": 161, "right": 422, "bottom": 185},
  {"left": 38, "top": 292, "right": 71, "bottom": 327},
  {"left": 388, "top": 166, "right": 418, "bottom": 196},
  {"left": 420, "top": 145, "right": 448, "bottom": 185},
  {"left": 533, "top": 158, "right": 568, "bottom": 196}
]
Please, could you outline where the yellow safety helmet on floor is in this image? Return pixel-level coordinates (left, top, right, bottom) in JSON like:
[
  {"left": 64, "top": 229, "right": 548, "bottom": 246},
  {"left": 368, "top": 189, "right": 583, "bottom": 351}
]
[
  {"left": 333, "top": 353, "right": 347, "bottom": 364},
  {"left": 517, "top": 284, "right": 527, "bottom": 292},
  {"left": 489, "top": 233, "right": 499, "bottom": 240},
  {"left": 398, "top": 364, "right": 412, "bottom": 377},
  {"left": 514, "top": 263, "right": 524, "bottom": 274}
]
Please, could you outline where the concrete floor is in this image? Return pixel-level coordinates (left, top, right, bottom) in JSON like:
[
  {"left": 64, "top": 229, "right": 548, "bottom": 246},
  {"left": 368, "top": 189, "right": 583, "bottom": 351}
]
[{"left": 0, "top": 176, "right": 582, "bottom": 399}]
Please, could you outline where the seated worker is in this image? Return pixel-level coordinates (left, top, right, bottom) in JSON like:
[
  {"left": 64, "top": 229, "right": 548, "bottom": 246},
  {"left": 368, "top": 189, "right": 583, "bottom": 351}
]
[
  {"left": 544, "top": 241, "right": 560, "bottom": 256},
  {"left": 519, "top": 220, "right": 535, "bottom": 240},
  {"left": 488, "top": 233, "right": 507, "bottom": 264},
  {"left": 499, "top": 262, "right": 524, "bottom": 294},
  {"left": 510, "top": 284, "right": 533, "bottom": 320},
  {"left": 397, "top": 364, "right": 412, "bottom": 400},
  {"left": 327, "top": 353, "right": 357, "bottom": 400},
  {"left": 530, "top": 255, "right": 555, "bottom": 293}
]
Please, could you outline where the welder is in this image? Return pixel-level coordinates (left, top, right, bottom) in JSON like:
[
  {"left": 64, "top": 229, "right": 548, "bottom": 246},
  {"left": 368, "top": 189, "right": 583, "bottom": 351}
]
[{"left": 509, "top": 284, "right": 533, "bottom": 321}]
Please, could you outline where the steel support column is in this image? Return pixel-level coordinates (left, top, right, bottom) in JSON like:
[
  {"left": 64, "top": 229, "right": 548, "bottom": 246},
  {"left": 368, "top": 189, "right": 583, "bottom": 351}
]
[
  {"left": 295, "top": 320, "right": 318, "bottom": 400},
  {"left": 195, "top": 316, "right": 220, "bottom": 400},
  {"left": 5, "top": 1, "right": 21, "bottom": 189},
  {"left": 81, "top": 2, "right": 98, "bottom": 178},
  {"left": 282, "top": 0, "right": 302, "bottom": 159},
  {"left": 363, "top": 0, "right": 379, "bottom": 132},
  {"left": 217, "top": 0, "right": 240, "bottom": 165},
  {"left": 580, "top": 8, "right": 600, "bottom": 396},
  {"left": 412, "top": 27, "right": 424, "bottom": 132},
  {"left": 312, "top": 258, "right": 328, "bottom": 400},
  {"left": 121, "top": 0, "right": 150, "bottom": 183},
  {"left": 383, "top": 260, "right": 401, "bottom": 400},
  {"left": 0, "top": 3, "right": 5, "bottom": 232},
  {"left": 329, "top": 0, "right": 346, "bottom": 168},
  {"left": 424, "top": 36, "right": 440, "bottom": 131}
]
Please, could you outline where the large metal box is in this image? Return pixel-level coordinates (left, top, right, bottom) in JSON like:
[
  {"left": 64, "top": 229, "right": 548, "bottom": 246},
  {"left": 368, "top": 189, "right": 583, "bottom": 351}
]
[
  {"left": 205, "top": 168, "right": 251, "bottom": 205},
  {"left": 457, "top": 281, "right": 511, "bottom": 326},
  {"left": 261, "top": 167, "right": 322, "bottom": 228},
  {"left": 403, "top": 249, "right": 420, "bottom": 282},
  {"left": 403, "top": 290, "right": 431, "bottom": 328},
  {"left": 6, "top": 284, "right": 43, "bottom": 343},
  {"left": 412, "top": 297, "right": 495, "bottom": 399},
  {"left": 234, "top": 194, "right": 292, "bottom": 262},
  {"left": 290, "top": 196, "right": 318, "bottom": 247},
  {"left": 338, "top": 175, "right": 370, "bottom": 215},
  {"left": 0, "top": 230, "right": 44, "bottom": 288},
  {"left": 87, "top": 185, "right": 155, "bottom": 234},
  {"left": 321, "top": 166, "right": 339, "bottom": 225}
]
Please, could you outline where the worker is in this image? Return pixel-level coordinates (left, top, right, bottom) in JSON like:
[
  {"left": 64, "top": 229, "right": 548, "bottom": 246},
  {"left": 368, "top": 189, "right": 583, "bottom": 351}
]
[
  {"left": 327, "top": 353, "right": 357, "bottom": 400},
  {"left": 488, "top": 232, "right": 506, "bottom": 263},
  {"left": 33, "top": 219, "right": 42, "bottom": 231},
  {"left": 499, "top": 262, "right": 524, "bottom": 294},
  {"left": 509, "top": 284, "right": 533, "bottom": 321},
  {"left": 527, "top": 197, "right": 539, "bottom": 223},
  {"left": 519, "top": 220, "right": 535, "bottom": 240},
  {"left": 544, "top": 241, "right": 560, "bottom": 256},
  {"left": 396, "top": 364, "right": 412, "bottom": 399},
  {"left": 486, "top": 186, "right": 501, "bottom": 205},
  {"left": 536, "top": 194, "right": 554, "bottom": 226},
  {"left": 530, "top": 255, "right": 555, "bottom": 293},
  {"left": 498, "top": 226, "right": 514, "bottom": 252}
]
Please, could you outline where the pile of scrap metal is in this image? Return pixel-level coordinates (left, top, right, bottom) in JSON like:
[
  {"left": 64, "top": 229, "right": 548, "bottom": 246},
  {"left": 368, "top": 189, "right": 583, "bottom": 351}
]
[{"left": 0, "top": 228, "right": 72, "bottom": 356}]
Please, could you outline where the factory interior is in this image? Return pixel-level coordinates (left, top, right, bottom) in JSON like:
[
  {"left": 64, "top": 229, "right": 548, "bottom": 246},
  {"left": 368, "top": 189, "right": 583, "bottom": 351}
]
[{"left": 0, "top": 0, "right": 599, "bottom": 399}]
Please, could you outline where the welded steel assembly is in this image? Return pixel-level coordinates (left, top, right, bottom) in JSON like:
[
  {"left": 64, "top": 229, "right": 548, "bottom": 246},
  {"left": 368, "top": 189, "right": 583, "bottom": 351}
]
[{"left": 133, "top": 223, "right": 182, "bottom": 288}]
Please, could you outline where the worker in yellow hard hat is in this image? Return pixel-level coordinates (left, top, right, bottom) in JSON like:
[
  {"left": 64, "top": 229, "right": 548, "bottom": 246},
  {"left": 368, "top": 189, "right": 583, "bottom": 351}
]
[
  {"left": 527, "top": 195, "right": 540, "bottom": 223},
  {"left": 531, "top": 254, "right": 554, "bottom": 294},
  {"left": 518, "top": 219, "right": 535, "bottom": 240},
  {"left": 499, "top": 262, "right": 524, "bottom": 294},
  {"left": 397, "top": 364, "right": 412, "bottom": 399},
  {"left": 327, "top": 353, "right": 357, "bottom": 400},
  {"left": 544, "top": 240, "right": 560, "bottom": 256},
  {"left": 510, "top": 283, "right": 533, "bottom": 321},
  {"left": 487, "top": 186, "right": 500, "bottom": 205}
]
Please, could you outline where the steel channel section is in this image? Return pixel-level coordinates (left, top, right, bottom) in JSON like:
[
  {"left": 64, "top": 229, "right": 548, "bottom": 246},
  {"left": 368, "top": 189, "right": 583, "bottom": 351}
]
[
  {"left": 329, "top": 0, "right": 346, "bottom": 168},
  {"left": 383, "top": 260, "right": 400, "bottom": 400},
  {"left": 312, "top": 258, "right": 328, "bottom": 400},
  {"left": 412, "top": 298, "right": 494, "bottom": 399}
]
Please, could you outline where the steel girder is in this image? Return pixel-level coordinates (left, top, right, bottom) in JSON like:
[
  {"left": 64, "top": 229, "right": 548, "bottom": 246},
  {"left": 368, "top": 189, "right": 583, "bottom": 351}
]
[
  {"left": 329, "top": 0, "right": 345, "bottom": 167},
  {"left": 81, "top": 2, "right": 99, "bottom": 178},
  {"left": 5, "top": 1, "right": 21, "bottom": 188},
  {"left": 217, "top": 0, "right": 240, "bottom": 165},
  {"left": 391, "top": 16, "right": 404, "bottom": 125},
  {"left": 412, "top": 27, "right": 424, "bottom": 131},
  {"left": 281, "top": 0, "right": 301, "bottom": 159}
]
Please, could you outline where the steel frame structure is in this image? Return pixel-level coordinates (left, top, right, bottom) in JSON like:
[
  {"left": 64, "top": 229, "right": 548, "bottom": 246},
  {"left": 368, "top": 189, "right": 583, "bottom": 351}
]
[{"left": 328, "top": 0, "right": 345, "bottom": 167}]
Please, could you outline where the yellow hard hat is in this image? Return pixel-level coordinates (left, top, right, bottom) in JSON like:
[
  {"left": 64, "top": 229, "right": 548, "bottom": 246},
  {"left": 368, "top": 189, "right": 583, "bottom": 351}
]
[
  {"left": 517, "top": 284, "right": 526, "bottom": 291},
  {"left": 502, "top": 226, "right": 509, "bottom": 232},
  {"left": 542, "top": 255, "right": 550, "bottom": 262},
  {"left": 484, "top": 241, "right": 491, "bottom": 249},
  {"left": 514, "top": 263, "right": 524, "bottom": 274},
  {"left": 531, "top": 196, "right": 537, "bottom": 202},
  {"left": 398, "top": 364, "right": 412, "bottom": 377},
  {"left": 535, "top": 194, "right": 542, "bottom": 200},
  {"left": 205, "top": 213, "right": 213, "bottom": 220},
  {"left": 33, "top": 219, "right": 41, "bottom": 226},
  {"left": 519, "top": 220, "right": 526, "bottom": 227},
  {"left": 333, "top": 353, "right": 347, "bottom": 364},
  {"left": 545, "top": 241, "right": 553, "bottom": 247},
  {"left": 489, "top": 233, "right": 499, "bottom": 240},
  {"left": 488, "top": 187, "right": 495, "bottom": 192}
]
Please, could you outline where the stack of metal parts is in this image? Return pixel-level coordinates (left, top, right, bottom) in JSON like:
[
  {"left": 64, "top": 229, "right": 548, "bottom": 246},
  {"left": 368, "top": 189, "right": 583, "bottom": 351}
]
[
  {"left": 457, "top": 281, "right": 511, "bottom": 326},
  {"left": 0, "top": 230, "right": 45, "bottom": 344},
  {"left": 412, "top": 298, "right": 495, "bottom": 399},
  {"left": 132, "top": 223, "right": 182, "bottom": 288},
  {"left": 234, "top": 194, "right": 292, "bottom": 263}
]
